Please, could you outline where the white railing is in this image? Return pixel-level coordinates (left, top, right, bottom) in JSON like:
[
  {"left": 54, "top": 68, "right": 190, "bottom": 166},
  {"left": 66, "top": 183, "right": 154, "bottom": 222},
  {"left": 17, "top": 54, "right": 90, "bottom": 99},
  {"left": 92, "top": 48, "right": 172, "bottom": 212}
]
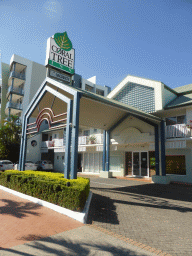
[
  {"left": 41, "top": 134, "right": 104, "bottom": 149},
  {"left": 165, "top": 124, "right": 192, "bottom": 138},
  {"left": 9, "top": 71, "right": 25, "bottom": 80},
  {"left": 78, "top": 134, "right": 103, "bottom": 145},
  {"left": 41, "top": 140, "right": 55, "bottom": 148},
  {"left": 8, "top": 86, "right": 24, "bottom": 95},
  {"left": 6, "top": 101, "right": 23, "bottom": 110},
  {"left": 54, "top": 139, "right": 64, "bottom": 147}
]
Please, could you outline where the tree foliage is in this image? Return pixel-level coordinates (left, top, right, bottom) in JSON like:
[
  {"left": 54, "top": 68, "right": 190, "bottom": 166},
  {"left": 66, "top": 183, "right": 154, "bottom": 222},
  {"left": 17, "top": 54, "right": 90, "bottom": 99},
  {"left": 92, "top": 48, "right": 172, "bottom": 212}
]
[{"left": 0, "top": 115, "right": 21, "bottom": 163}]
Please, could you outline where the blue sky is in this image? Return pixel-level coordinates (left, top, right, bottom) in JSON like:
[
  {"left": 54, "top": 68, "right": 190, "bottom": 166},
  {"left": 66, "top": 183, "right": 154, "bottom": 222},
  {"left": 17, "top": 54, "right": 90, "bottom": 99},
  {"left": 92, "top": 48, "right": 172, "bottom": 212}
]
[{"left": 0, "top": 0, "right": 192, "bottom": 90}]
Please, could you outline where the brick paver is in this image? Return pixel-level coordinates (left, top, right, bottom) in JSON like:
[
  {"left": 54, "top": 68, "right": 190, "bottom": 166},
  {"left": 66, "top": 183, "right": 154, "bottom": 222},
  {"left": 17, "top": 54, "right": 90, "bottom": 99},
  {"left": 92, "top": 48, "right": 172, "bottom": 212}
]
[
  {"left": 0, "top": 190, "right": 84, "bottom": 249},
  {"left": 85, "top": 176, "right": 192, "bottom": 256}
]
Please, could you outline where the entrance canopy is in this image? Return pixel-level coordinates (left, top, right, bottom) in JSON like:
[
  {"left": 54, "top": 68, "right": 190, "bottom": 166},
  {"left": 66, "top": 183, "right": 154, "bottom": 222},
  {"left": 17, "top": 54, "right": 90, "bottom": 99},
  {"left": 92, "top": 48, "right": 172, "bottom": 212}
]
[
  {"left": 19, "top": 77, "right": 164, "bottom": 179},
  {"left": 30, "top": 78, "right": 161, "bottom": 128}
]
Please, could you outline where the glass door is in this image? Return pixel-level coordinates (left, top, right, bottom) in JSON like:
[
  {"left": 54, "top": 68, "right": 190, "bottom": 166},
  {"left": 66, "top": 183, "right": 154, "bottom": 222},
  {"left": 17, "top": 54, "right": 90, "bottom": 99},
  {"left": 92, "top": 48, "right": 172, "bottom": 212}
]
[
  {"left": 133, "top": 152, "right": 140, "bottom": 176},
  {"left": 132, "top": 152, "right": 148, "bottom": 177},
  {"left": 141, "top": 152, "right": 148, "bottom": 176}
]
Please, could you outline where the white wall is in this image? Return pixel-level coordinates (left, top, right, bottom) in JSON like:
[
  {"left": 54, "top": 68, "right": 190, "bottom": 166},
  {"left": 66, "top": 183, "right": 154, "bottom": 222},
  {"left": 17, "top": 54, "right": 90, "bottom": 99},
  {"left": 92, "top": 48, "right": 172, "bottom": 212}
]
[
  {"left": 26, "top": 134, "right": 41, "bottom": 163},
  {"left": 82, "top": 78, "right": 109, "bottom": 96},
  {"left": 186, "top": 108, "right": 192, "bottom": 123},
  {"left": 54, "top": 152, "right": 65, "bottom": 173}
]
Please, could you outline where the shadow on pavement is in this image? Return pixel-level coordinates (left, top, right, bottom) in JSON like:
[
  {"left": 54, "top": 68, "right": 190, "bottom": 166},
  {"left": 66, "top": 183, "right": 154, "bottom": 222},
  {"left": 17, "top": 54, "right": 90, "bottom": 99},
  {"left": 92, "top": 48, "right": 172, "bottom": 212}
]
[
  {"left": 0, "top": 235, "right": 148, "bottom": 256},
  {"left": 87, "top": 193, "right": 119, "bottom": 225},
  {"left": 0, "top": 199, "right": 41, "bottom": 218},
  {"left": 87, "top": 182, "right": 192, "bottom": 225}
]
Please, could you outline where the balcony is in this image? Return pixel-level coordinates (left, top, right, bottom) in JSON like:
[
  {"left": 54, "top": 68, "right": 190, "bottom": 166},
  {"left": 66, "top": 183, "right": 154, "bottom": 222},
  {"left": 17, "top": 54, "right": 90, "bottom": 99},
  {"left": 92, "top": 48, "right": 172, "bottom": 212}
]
[
  {"left": 78, "top": 134, "right": 103, "bottom": 145},
  {"left": 6, "top": 101, "right": 23, "bottom": 111},
  {"left": 7, "top": 86, "right": 24, "bottom": 97},
  {"left": 41, "top": 140, "right": 55, "bottom": 148},
  {"left": 9, "top": 71, "right": 25, "bottom": 81},
  {"left": 165, "top": 124, "right": 192, "bottom": 138},
  {"left": 41, "top": 134, "right": 103, "bottom": 150}
]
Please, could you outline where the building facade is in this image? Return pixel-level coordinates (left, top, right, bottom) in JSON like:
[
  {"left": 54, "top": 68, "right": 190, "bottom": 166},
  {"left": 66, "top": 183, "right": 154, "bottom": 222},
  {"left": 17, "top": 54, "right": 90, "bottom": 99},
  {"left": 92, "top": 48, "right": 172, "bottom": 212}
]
[
  {"left": 2, "top": 54, "right": 192, "bottom": 184},
  {"left": 24, "top": 75, "right": 192, "bottom": 184},
  {"left": 1, "top": 55, "right": 110, "bottom": 124}
]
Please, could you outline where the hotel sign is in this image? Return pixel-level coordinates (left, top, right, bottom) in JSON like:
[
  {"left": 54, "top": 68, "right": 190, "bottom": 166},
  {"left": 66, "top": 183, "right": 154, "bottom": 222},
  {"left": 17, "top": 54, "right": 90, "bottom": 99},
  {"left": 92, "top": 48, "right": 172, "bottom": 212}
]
[
  {"left": 49, "top": 69, "right": 71, "bottom": 83},
  {"left": 45, "top": 32, "right": 75, "bottom": 75}
]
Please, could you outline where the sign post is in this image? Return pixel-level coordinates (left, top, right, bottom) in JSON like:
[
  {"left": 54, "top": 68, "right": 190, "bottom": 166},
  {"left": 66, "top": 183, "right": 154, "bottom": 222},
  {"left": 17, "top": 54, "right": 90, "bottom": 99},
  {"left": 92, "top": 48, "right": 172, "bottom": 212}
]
[{"left": 45, "top": 32, "right": 75, "bottom": 85}]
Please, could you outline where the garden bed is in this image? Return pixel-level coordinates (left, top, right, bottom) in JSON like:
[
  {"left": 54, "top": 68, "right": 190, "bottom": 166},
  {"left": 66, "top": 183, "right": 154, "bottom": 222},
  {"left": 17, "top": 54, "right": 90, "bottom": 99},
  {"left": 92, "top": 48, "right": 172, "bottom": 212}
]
[{"left": 0, "top": 170, "right": 90, "bottom": 212}]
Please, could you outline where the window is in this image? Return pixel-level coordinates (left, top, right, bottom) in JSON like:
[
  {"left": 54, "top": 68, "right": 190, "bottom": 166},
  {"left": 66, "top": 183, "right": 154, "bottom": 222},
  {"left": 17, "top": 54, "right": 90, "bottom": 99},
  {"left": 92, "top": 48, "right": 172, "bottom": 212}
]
[
  {"left": 83, "top": 130, "right": 90, "bottom": 136},
  {"left": 166, "top": 115, "right": 186, "bottom": 126},
  {"left": 62, "top": 156, "right": 64, "bottom": 160},
  {"left": 94, "top": 128, "right": 97, "bottom": 133},
  {"left": 85, "top": 84, "right": 94, "bottom": 92},
  {"left": 96, "top": 88, "right": 104, "bottom": 96},
  {"left": 166, "top": 155, "right": 186, "bottom": 175}
]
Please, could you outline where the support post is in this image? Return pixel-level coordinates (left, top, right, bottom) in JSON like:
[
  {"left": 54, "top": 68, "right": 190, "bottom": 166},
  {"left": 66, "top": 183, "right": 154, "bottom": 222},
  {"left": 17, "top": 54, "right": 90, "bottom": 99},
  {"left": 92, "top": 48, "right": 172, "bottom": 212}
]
[
  {"left": 64, "top": 100, "right": 72, "bottom": 179},
  {"left": 160, "top": 120, "right": 166, "bottom": 176},
  {"left": 71, "top": 92, "right": 80, "bottom": 179},
  {"left": 154, "top": 125, "right": 160, "bottom": 176},
  {"left": 106, "top": 130, "right": 110, "bottom": 172},
  {"left": 102, "top": 130, "right": 106, "bottom": 171},
  {"left": 19, "top": 116, "right": 28, "bottom": 171}
]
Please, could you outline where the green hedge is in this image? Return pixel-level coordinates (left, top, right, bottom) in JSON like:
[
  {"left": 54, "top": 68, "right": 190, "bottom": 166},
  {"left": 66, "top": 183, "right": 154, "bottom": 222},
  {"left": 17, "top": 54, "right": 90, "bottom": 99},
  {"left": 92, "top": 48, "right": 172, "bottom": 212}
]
[{"left": 0, "top": 170, "right": 90, "bottom": 212}]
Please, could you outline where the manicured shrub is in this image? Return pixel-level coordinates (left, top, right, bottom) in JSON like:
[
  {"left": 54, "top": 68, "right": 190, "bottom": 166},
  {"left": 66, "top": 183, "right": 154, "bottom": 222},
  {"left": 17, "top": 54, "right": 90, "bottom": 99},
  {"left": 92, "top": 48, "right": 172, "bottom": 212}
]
[{"left": 0, "top": 170, "right": 90, "bottom": 211}]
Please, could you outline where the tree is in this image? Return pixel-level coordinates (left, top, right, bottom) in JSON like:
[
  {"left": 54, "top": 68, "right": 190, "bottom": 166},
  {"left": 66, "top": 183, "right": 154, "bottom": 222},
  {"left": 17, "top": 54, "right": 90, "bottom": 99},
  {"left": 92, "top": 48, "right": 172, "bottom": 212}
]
[{"left": 0, "top": 115, "right": 21, "bottom": 163}]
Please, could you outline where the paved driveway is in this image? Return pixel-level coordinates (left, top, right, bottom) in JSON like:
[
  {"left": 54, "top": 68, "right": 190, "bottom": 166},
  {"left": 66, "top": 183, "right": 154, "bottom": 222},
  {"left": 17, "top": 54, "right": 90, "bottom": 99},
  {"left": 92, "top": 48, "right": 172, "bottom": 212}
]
[{"left": 86, "top": 176, "right": 192, "bottom": 256}]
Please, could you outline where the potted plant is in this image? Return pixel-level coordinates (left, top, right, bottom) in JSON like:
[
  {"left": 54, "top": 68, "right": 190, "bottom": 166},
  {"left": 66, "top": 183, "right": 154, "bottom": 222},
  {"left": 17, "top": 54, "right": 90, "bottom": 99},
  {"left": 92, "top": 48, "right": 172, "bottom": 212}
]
[{"left": 89, "top": 135, "right": 96, "bottom": 144}]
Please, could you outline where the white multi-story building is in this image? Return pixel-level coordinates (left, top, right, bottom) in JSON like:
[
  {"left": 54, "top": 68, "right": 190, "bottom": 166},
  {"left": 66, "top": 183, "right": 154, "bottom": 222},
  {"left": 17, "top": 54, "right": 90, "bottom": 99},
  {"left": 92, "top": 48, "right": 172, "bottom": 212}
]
[
  {"left": 1, "top": 55, "right": 47, "bottom": 123},
  {"left": 2, "top": 54, "right": 192, "bottom": 184},
  {"left": 1, "top": 55, "right": 110, "bottom": 124},
  {"left": 25, "top": 74, "right": 192, "bottom": 184}
]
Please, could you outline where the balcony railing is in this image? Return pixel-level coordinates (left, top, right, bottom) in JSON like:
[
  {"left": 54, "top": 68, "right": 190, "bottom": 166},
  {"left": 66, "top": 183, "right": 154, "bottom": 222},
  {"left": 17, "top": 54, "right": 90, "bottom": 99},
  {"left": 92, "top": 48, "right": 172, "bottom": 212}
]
[
  {"left": 41, "top": 134, "right": 104, "bottom": 149},
  {"left": 54, "top": 139, "right": 64, "bottom": 147},
  {"left": 9, "top": 71, "right": 25, "bottom": 80},
  {"left": 165, "top": 124, "right": 192, "bottom": 138},
  {"left": 6, "top": 101, "right": 23, "bottom": 111},
  {"left": 78, "top": 134, "right": 103, "bottom": 145},
  {"left": 7, "top": 86, "right": 24, "bottom": 96},
  {"left": 41, "top": 140, "right": 55, "bottom": 148}
]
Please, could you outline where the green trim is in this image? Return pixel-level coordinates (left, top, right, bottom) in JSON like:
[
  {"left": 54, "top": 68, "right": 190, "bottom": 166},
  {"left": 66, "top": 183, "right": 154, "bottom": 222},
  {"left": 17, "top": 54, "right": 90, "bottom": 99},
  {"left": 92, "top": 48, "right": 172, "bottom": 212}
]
[
  {"left": 48, "top": 60, "right": 74, "bottom": 74},
  {"left": 165, "top": 101, "right": 192, "bottom": 110},
  {"left": 163, "top": 83, "right": 178, "bottom": 95},
  {"left": 109, "top": 74, "right": 163, "bottom": 98},
  {"left": 78, "top": 87, "right": 161, "bottom": 123}
]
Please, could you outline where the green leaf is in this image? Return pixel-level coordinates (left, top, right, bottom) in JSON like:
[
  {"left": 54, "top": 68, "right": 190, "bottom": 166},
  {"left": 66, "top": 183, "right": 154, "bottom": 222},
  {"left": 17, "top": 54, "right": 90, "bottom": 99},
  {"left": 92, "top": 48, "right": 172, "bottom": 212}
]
[{"left": 54, "top": 32, "right": 72, "bottom": 51}]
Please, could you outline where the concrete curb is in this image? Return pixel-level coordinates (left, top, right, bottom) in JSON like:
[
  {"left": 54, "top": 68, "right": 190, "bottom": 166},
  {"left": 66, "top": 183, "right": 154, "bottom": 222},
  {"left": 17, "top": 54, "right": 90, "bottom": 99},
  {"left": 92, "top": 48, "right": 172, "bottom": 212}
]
[{"left": 0, "top": 185, "right": 92, "bottom": 224}]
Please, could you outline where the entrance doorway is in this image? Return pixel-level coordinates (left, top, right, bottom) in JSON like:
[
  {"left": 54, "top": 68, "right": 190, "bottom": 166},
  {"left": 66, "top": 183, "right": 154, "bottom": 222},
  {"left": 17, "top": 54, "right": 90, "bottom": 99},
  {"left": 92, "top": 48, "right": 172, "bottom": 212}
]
[{"left": 133, "top": 152, "right": 148, "bottom": 177}]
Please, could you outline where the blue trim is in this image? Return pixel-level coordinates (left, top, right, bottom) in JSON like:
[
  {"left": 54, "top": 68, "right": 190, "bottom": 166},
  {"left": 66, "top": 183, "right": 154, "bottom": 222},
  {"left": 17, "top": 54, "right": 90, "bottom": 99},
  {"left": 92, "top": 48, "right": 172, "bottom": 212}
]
[
  {"left": 26, "top": 86, "right": 71, "bottom": 119},
  {"left": 109, "top": 114, "right": 130, "bottom": 132},
  {"left": 71, "top": 92, "right": 81, "bottom": 179},
  {"left": 106, "top": 130, "right": 110, "bottom": 172},
  {"left": 102, "top": 130, "right": 106, "bottom": 171},
  {"left": 160, "top": 121, "right": 166, "bottom": 176},
  {"left": 64, "top": 100, "right": 73, "bottom": 179},
  {"left": 47, "top": 77, "right": 77, "bottom": 95},
  {"left": 154, "top": 125, "right": 159, "bottom": 176},
  {"left": 20, "top": 85, "right": 72, "bottom": 175},
  {"left": 19, "top": 117, "right": 28, "bottom": 171},
  {"left": 129, "top": 113, "right": 158, "bottom": 127},
  {"left": 23, "top": 77, "right": 78, "bottom": 119}
]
